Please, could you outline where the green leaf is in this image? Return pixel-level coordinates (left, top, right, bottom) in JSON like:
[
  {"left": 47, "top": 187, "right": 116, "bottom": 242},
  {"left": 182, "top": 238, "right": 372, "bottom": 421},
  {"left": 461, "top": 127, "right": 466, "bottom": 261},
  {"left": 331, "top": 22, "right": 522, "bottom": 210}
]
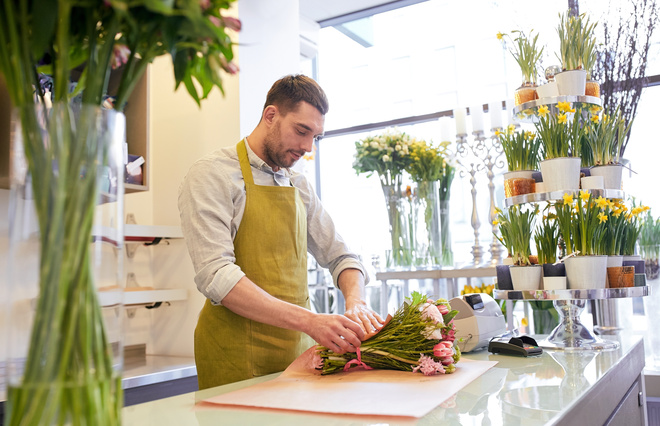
[
  {"left": 30, "top": 0, "right": 57, "bottom": 60},
  {"left": 143, "top": 0, "right": 176, "bottom": 15},
  {"left": 182, "top": 73, "right": 201, "bottom": 107}
]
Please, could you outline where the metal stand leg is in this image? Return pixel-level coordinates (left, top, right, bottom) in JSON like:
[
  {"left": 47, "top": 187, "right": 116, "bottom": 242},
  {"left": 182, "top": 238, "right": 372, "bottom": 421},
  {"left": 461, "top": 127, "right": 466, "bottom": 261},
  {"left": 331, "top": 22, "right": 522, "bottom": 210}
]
[{"left": 539, "top": 300, "right": 620, "bottom": 351}]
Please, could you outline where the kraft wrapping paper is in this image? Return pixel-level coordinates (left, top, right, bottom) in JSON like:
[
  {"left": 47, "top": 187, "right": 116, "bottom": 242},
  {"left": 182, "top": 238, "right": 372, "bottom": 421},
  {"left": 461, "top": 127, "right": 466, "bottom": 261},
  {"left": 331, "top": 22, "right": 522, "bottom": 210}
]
[{"left": 204, "top": 347, "right": 498, "bottom": 418}]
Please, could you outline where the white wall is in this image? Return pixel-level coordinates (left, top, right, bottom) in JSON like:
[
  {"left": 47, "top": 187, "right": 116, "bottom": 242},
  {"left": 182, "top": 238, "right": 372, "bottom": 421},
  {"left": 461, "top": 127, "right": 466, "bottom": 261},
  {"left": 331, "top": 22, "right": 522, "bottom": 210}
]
[{"left": 238, "top": 0, "right": 301, "bottom": 135}]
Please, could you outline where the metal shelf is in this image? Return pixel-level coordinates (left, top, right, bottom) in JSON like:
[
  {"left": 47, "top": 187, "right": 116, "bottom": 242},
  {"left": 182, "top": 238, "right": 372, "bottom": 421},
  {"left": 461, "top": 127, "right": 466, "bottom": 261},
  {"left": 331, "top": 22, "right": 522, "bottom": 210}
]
[
  {"left": 504, "top": 189, "right": 625, "bottom": 207},
  {"left": 513, "top": 95, "right": 603, "bottom": 123},
  {"left": 493, "top": 285, "right": 649, "bottom": 301}
]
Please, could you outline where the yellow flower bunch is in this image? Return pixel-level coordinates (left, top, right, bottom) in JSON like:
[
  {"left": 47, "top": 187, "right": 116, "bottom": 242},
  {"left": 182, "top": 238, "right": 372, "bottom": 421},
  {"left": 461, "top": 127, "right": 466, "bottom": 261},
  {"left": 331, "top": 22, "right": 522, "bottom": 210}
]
[{"left": 534, "top": 101, "right": 583, "bottom": 159}]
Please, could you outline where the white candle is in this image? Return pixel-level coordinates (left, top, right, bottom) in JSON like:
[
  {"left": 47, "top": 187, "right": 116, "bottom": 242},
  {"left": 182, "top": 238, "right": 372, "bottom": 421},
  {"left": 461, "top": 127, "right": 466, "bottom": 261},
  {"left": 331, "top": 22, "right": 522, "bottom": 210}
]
[
  {"left": 439, "top": 117, "right": 452, "bottom": 142},
  {"left": 489, "top": 101, "right": 503, "bottom": 130},
  {"left": 453, "top": 107, "right": 467, "bottom": 135},
  {"left": 471, "top": 104, "right": 484, "bottom": 133}
]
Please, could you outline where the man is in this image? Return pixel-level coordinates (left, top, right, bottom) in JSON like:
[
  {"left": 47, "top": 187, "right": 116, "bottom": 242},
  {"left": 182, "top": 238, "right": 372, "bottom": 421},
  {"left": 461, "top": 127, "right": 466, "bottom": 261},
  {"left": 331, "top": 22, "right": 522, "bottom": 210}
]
[{"left": 179, "top": 74, "right": 383, "bottom": 389}]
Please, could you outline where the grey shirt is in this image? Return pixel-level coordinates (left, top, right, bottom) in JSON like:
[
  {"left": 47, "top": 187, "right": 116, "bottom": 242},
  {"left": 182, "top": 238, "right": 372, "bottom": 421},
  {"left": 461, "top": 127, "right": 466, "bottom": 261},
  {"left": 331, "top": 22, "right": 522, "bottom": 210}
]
[{"left": 178, "top": 140, "right": 368, "bottom": 305}]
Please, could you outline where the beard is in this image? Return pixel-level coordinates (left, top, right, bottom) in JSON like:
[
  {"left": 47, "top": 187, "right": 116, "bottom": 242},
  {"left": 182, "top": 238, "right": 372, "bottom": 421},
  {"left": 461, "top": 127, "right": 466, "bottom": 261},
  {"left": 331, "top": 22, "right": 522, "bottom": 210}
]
[{"left": 262, "top": 120, "right": 303, "bottom": 170}]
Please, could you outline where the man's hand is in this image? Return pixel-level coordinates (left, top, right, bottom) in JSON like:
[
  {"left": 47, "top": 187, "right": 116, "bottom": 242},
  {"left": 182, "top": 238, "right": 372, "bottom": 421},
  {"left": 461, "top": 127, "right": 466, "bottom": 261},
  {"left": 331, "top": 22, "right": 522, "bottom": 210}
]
[
  {"left": 303, "top": 314, "right": 365, "bottom": 354},
  {"left": 345, "top": 300, "right": 384, "bottom": 338}
]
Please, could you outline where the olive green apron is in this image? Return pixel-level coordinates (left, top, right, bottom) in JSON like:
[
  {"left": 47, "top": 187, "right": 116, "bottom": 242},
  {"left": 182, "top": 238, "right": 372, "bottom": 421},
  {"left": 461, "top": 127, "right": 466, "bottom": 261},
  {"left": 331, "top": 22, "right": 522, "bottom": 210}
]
[{"left": 194, "top": 139, "right": 313, "bottom": 390}]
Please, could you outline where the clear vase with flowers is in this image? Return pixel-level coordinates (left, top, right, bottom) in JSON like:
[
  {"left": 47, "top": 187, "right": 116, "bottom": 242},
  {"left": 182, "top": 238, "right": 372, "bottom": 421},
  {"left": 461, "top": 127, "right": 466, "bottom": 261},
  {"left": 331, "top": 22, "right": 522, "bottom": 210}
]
[
  {"left": 354, "top": 128, "right": 414, "bottom": 268},
  {"left": 0, "top": 1, "right": 239, "bottom": 424}
]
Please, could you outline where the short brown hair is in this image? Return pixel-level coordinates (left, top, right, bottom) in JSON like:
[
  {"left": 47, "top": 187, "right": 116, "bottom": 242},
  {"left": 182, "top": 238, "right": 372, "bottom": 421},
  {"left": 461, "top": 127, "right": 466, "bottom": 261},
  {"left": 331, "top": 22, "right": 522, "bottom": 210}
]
[{"left": 263, "top": 74, "right": 329, "bottom": 116}]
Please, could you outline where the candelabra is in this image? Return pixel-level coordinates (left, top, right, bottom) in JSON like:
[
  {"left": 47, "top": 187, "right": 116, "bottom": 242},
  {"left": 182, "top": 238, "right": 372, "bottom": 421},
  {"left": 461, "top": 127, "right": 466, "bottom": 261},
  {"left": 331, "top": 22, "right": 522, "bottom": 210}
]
[{"left": 456, "top": 129, "right": 506, "bottom": 265}]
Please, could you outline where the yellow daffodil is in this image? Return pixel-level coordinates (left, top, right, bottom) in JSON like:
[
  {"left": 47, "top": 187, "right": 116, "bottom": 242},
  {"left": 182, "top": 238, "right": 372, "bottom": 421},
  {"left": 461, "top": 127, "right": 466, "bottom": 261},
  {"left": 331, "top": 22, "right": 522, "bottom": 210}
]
[
  {"left": 579, "top": 190, "right": 590, "bottom": 202},
  {"left": 595, "top": 196, "right": 608, "bottom": 209},
  {"left": 537, "top": 105, "right": 550, "bottom": 118},
  {"left": 643, "top": 205, "right": 651, "bottom": 212},
  {"left": 497, "top": 32, "right": 504, "bottom": 40},
  {"left": 598, "top": 212, "right": 608, "bottom": 223},
  {"left": 557, "top": 101, "right": 572, "bottom": 113},
  {"left": 507, "top": 124, "right": 516, "bottom": 135},
  {"left": 521, "top": 317, "right": 528, "bottom": 327},
  {"left": 558, "top": 113, "right": 568, "bottom": 124},
  {"left": 563, "top": 193, "right": 574, "bottom": 205},
  {"left": 492, "top": 219, "right": 500, "bottom": 226},
  {"left": 590, "top": 114, "right": 600, "bottom": 123},
  {"left": 613, "top": 208, "right": 623, "bottom": 218},
  {"left": 494, "top": 207, "right": 502, "bottom": 214},
  {"left": 495, "top": 129, "right": 502, "bottom": 136},
  {"left": 589, "top": 105, "right": 602, "bottom": 115},
  {"left": 632, "top": 206, "right": 643, "bottom": 216}
]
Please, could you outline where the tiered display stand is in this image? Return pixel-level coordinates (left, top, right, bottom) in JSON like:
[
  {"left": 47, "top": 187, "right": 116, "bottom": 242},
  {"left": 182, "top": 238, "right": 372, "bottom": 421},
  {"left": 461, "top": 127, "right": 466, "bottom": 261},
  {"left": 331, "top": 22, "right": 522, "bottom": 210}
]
[{"left": 493, "top": 96, "right": 650, "bottom": 351}]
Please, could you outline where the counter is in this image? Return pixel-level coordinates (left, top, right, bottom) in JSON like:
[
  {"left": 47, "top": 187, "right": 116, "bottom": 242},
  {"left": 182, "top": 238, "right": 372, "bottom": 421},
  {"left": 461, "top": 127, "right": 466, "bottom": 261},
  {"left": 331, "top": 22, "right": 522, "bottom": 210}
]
[{"left": 123, "top": 334, "right": 647, "bottom": 425}]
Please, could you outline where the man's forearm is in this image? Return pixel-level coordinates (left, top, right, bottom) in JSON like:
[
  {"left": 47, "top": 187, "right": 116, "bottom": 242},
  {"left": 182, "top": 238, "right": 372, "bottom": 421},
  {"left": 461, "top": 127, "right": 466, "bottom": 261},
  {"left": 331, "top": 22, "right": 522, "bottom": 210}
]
[{"left": 337, "top": 268, "right": 367, "bottom": 309}]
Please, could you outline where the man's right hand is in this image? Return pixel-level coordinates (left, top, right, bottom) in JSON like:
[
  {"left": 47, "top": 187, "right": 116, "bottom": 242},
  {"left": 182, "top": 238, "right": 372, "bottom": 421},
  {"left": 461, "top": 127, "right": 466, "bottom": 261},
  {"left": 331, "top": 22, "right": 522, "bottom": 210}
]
[{"left": 304, "top": 314, "right": 365, "bottom": 354}]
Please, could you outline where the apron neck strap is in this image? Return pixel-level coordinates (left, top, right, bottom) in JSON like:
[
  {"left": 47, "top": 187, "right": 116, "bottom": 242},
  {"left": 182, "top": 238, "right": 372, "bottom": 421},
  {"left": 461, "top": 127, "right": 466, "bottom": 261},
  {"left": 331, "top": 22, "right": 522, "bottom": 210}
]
[{"left": 237, "top": 139, "right": 254, "bottom": 185}]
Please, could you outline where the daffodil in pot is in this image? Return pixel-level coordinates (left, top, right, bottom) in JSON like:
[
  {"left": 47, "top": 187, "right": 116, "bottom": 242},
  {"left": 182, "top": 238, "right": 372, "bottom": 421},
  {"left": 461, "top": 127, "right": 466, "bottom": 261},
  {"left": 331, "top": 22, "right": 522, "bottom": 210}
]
[
  {"left": 494, "top": 205, "right": 541, "bottom": 290},
  {"left": 535, "top": 102, "right": 584, "bottom": 192},
  {"left": 354, "top": 128, "right": 414, "bottom": 268},
  {"left": 555, "top": 191, "right": 608, "bottom": 289},
  {"left": 0, "top": 1, "right": 239, "bottom": 424},
  {"left": 534, "top": 209, "right": 566, "bottom": 289},
  {"left": 498, "top": 125, "right": 542, "bottom": 197},
  {"left": 586, "top": 109, "right": 633, "bottom": 190},
  {"left": 555, "top": 11, "right": 596, "bottom": 96},
  {"left": 498, "top": 30, "right": 544, "bottom": 106}
]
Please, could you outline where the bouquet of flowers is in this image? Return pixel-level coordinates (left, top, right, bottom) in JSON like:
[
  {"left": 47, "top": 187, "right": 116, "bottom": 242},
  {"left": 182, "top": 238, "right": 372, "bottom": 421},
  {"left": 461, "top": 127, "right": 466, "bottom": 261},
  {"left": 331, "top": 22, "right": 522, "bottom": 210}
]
[{"left": 316, "top": 292, "right": 460, "bottom": 376}]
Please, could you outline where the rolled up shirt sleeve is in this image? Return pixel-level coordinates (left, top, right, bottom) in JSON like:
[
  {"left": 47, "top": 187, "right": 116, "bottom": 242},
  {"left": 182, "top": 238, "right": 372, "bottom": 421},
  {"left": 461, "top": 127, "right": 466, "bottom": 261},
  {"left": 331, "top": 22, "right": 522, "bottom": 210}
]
[{"left": 178, "top": 155, "right": 245, "bottom": 304}]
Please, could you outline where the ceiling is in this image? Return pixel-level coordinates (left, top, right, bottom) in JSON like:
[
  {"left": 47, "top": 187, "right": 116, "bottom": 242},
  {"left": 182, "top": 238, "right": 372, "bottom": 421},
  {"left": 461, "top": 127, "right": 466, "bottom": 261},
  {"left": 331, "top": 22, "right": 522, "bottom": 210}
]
[{"left": 299, "top": 0, "right": 399, "bottom": 23}]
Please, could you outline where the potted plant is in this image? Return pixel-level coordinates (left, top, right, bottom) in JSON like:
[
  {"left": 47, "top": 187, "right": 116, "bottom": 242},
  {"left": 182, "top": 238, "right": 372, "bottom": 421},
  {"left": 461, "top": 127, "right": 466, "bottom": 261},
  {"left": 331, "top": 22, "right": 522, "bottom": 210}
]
[
  {"left": 555, "top": 11, "right": 596, "bottom": 95},
  {"left": 498, "top": 125, "right": 542, "bottom": 197},
  {"left": 494, "top": 205, "right": 541, "bottom": 290},
  {"left": 591, "top": 197, "right": 628, "bottom": 286},
  {"left": 582, "top": 24, "right": 600, "bottom": 98},
  {"left": 555, "top": 191, "right": 608, "bottom": 289},
  {"left": 498, "top": 30, "right": 544, "bottom": 106},
  {"left": 534, "top": 209, "right": 566, "bottom": 287},
  {"left": 535, "top": 102, "right": 584, "bottom": 192},
  {"left": 586, "top": 109, "right": 633, "bottom": 189},
  {"left": 354, "top": 128, "right": 414, "bottom": 268}
]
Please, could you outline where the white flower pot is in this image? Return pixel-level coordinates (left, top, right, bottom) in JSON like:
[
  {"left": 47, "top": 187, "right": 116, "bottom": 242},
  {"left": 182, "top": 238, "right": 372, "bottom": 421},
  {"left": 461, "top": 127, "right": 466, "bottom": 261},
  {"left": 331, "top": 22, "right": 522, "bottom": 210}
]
[
  {"left": 581, "top": 175, "right": 604, "bottom": 190},
  {"left": 509, "top": 265, "right": 542, "bottom": 290},
  {"left": 589, "top": 164, "right": 623, "bottom": 190},
  {"left": 555, "top": 69, "right": 587, "bottom": 96},
  {"left": 536, "top": 81, "right": 559, "bottom": 99},
  {"left": 565, "top": 255, "right": 608, "bottom": 289},
  {"left": 540, "top": 157, "right": 581, "bottom": 193},
  {"left": 543, "top": 276, "right": 567, "bottom": 290},
  {"left": 607, "top": 255, "right": 623, "bottom": 268}
]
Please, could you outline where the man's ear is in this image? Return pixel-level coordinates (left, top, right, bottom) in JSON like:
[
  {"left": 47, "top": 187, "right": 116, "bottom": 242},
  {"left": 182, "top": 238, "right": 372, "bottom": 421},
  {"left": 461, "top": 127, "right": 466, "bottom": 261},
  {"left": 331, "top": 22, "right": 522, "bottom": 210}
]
[{"left": 263, "top": 105, "right": 278, "bottom": 125}]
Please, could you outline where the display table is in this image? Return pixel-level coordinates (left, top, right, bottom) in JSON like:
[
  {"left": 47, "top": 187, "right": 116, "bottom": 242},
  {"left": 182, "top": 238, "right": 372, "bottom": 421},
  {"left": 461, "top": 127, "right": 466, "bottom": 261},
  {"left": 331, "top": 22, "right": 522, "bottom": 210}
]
[{"left": 123, "top": 335, "right": 647, "bottom": 425}]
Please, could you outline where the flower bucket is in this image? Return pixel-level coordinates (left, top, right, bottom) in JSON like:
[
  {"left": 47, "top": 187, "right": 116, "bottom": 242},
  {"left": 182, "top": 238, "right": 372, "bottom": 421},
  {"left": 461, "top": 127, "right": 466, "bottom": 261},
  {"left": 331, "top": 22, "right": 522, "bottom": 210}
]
[
  {"left": 6, "top": 103, "right": 125, "bottom": 424},
  {"left": 509, "top": 265, "right": 542, "bottom": 291},
  {"left": 539, "top": 157, "right": 581, "bottom": 193},
  {"left": 542, "top": 262, "right": 566, "bottom": 277},
  {"left": 503, "top": 170, "right": 536, "bottom": 198},
  {"left": 607, "top": 267, "right": 625, "bottom": 288},
  {"left": 543, "top": 276, "right": 567, "bottom": 290},
  {"left": 496, "top": 265, "right": 513, "bottom": 290},
  {"left": 581, "top": 175, "right": 604, "bottom": 190},
  {"left": 555, "top": 69, "right": 587, "bottom": 96},
  {"left": 565, "top": 255, "right": 608, "bottom": 289},
  {"left": 413, "top": 181, "right": 441, "bottom": 267},
  {"left": 514, "top": 83, "right": 538, "bottom": 106},
  {"left": 585, "top": 80, "right": 600, "bottom": 98},
  {"left": 536, "top": 81, "right": 559, "bottom": 99},
  {"left": 589, "top": 164, "right": 623, "bottom": 190},
  {"left": 382, "top": 184, "right": 413, "bottom": 269}
]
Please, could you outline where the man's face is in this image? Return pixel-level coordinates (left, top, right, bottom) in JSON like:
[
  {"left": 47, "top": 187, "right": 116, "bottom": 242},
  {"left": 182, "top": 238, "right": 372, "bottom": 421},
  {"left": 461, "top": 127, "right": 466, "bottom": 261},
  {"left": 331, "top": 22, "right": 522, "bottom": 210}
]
[{"left": 263, "top": 101, "right": 325, "bottom": 171}]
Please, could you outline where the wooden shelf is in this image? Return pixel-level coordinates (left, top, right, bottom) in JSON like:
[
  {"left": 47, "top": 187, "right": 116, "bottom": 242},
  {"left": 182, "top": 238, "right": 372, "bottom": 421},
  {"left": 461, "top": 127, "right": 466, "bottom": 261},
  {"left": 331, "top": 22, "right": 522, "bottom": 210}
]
[{"left": 98, "top": 288, "right": 188, "bottom": 308}]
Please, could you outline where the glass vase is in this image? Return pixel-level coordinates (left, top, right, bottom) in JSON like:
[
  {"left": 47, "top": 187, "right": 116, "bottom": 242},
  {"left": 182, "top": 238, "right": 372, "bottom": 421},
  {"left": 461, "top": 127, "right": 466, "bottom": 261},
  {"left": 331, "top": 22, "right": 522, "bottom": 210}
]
[
  {"left": 413, "top": 181, "right": 441, "bottom": 267},
  {"left": 640, "top": 244, "right": 660, "bottom": 280},
  {"left": 6, "top": 103, "right": 125, "bottom": 425},
  {"left": 381, "top": 183, "right": 413, "bottom": 269},
  {"left": 531, "top": 302, "right": 560, "bottom": 335},
  {"left": 439, "top": 199, "right": 454, "bottom": 267}
]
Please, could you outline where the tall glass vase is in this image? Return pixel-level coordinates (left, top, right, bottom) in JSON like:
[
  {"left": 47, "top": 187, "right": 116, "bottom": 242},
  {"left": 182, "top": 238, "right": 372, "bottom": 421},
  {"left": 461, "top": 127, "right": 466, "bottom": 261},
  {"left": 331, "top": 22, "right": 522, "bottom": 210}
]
[
  {"left": 439, "top": 199, "right": 454, "bottom": 267},
  {"left": 414, "top": 181, "right": 441, "bottom": 267},
  {"left": 381, "top": 183, "right": 413, "bottom": 269},
  {"left": 6, "top": 103, "right": 125, "bottom": 425}
]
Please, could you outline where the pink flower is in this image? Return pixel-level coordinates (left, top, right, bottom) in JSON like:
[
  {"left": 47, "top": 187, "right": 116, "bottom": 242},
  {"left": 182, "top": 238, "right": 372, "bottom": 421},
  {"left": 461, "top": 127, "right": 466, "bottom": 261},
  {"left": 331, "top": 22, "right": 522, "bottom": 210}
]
[
  {"left": 412, "top": 354, "right": 446, "bottom": 376},
  {"left": 219, "top": 56, "right": 239, "bottom": 75},
  {"left": 209, "top": 15, "right": 222, "bottom": 27},
  {"left": 433, "top": 341, "right": 453, "bottom": 358},
  {"left": 420, "top": 303, "right": 444, "bottom": 325},
  {"left": 199, "top": 0, "right": 211, "bottom": 10},
  {"left": 441, "top": 356, "right": 454, "bottom": 366},
  {"left": 222, "top": 16, "right": 242, "bottom": 31},
  {"left": 437, "top": 304, "right": 449, "bottom": 315},
  {"left": 111, "top": 44, "right": 130, "bottom": 70}
]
